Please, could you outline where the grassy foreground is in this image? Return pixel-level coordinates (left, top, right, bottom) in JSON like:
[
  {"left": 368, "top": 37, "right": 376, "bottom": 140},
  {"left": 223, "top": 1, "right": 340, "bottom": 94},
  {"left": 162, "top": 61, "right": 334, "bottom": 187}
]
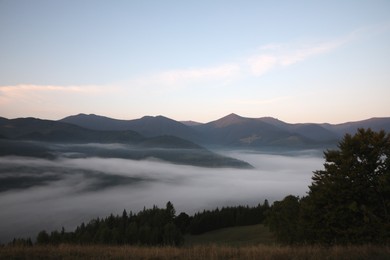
[
  {"left": 1, "top": 244, "right": 390, "bottom": 259},
  {"left": 1, "top": 226, "right": 389, "bottom": 259},
  {"left": 185, "top": 224, "right": 275, "bottom": 246}
]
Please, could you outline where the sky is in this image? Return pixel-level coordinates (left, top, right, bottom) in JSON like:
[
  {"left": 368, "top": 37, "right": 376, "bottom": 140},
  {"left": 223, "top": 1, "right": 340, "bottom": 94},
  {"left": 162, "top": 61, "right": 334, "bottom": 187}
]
[{"left": 0, "top": 0, "right": 389, "bottom": 123}]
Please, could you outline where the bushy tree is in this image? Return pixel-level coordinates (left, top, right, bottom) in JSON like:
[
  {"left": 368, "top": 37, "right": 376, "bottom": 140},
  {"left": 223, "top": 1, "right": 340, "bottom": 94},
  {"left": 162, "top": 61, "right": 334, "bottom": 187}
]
[
  {"left": 36, "top": 230, "right": 50, "bottom": 245},
  {"left": 266, "top": 195, "right": 301, "bottom": 244},
  {"left": 301, "top": 128, "right": 390, "bottom": 244}
]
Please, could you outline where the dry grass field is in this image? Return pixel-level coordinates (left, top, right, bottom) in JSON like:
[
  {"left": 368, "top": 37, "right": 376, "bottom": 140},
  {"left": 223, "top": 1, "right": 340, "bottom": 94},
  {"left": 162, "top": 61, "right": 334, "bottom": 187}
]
[
  {"left": 185, "top": 224, "right": 275, "bottom": 246},
  {"left": 1, "top": 244, "right": 390, "bottom": 260}
]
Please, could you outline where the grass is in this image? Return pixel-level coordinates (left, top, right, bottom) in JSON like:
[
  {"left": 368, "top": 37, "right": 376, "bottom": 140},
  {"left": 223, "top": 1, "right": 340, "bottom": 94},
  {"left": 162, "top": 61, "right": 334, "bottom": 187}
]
[
  {"left": 1, "top": 244, "right": 390, "bottom": 259},
  {"left": 185, "top": 224, "right": 276, "bottom": 246},
  {"left": 1, "top": 225, "right": 390, "bottom": 259}
]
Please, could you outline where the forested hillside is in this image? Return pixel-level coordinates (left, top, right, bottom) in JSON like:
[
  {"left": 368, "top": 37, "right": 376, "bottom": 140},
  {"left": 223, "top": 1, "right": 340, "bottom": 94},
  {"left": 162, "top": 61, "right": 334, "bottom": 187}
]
[{"left": 9, "top": 202, "right": 270, "bottom": 247}]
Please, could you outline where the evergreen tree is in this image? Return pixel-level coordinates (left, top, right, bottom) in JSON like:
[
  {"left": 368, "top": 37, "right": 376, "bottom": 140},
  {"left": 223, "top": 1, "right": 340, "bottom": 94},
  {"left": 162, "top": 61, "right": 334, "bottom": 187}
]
[
  {"left": 166, "top": 201, "right": 176, "bottom": 220},
  {"left": 266, "top": 195, "right": 301, "bottom": 244},
  {"left": 301, "top": 128, "right": 390, "bottom": 244}
]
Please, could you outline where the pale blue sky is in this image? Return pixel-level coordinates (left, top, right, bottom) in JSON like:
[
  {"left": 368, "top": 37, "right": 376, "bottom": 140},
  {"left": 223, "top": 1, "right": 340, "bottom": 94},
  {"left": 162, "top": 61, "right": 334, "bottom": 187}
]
[{"left": 1, "top": 0, "right": 389, "bottom": 123}]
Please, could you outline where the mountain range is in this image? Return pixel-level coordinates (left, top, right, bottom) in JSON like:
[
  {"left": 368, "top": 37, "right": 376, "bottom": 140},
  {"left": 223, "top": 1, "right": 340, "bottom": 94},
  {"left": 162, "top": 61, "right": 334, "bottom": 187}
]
[
  {"left": 61, "top": 113, "right": 390, "bottom": 148},
  {"left": 0, "top": 116, "right": 252, "bottom": 168},
  {"left": 1, "top": 113, "right": 389, "bottom": 168}
]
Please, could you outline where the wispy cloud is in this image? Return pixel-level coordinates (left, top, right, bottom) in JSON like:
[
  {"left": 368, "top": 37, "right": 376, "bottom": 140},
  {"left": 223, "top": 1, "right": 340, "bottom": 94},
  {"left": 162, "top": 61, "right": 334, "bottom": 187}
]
[
  {"left": 247, "top": 55, "right": 278, "bottom": 76},
  {"left": 0, "top": 84, "right": 106, "bottom": 95},
  {"left": 0, "top": 84, "right": 117, "bottom": 119},
  {"left": 129, "top": 33, "right": 350, "bottom": 88},
  {"left": 0, "top": 28, "right": 364, "bottom": 96},
  {"left": 128, "top": 63, "right": 241, "bottom": 90},
  {"left": 158, "top": 64, "right": 240, "bottom": 84},
  {"left": 248, "top": 37, "right": 350, "bottom": 76},
  {"left": 130, "top": 28, "right": 361, "bottom": 85},
  {"left": 0, "top": 27, "right": 374, "bottom": 120},
  {"left": 0, "top": 84, "right": 110, "bottom": 105}
]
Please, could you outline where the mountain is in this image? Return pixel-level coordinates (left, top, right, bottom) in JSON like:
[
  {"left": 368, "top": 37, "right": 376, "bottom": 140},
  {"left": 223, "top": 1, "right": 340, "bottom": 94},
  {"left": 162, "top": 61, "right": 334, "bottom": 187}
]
[
  {"left": 0, "top": 117, "right": 252, "bottom": 168},
  {"left": 1, "top": 114, "right": 389, "bottom": 164},
  {"left": 60, "top": 113, "right": 390, "bottom": 149},
  {"left": 192, "top": 113, "right": 315, "bottom": 147},
  {"left": 180, "top": 120, "right": 203, "bottom": 126},
  {"left": 59, "top": 113, "right": 133, "bottom": 131},
  {"left": 61, "top": 114, "right": 200, "bottom": 142},
  {"left": 0, "top": 117, "right": 144, "bottom": 143},
  {"left": 321, "top": 117, "right": 390, "bottom": 137},
  {"left": 257, "top": 117, "right": 338, "bottom": 142}
]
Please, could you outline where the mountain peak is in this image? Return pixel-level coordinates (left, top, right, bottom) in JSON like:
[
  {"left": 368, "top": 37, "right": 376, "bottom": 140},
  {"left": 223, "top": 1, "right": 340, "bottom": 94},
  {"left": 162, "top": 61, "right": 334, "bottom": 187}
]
[
  {"left": 226, "top": 113, "right": 241, "bottom": 118},
  {"left": 211, "top": 113, "right": 248, "bottom": 128}
]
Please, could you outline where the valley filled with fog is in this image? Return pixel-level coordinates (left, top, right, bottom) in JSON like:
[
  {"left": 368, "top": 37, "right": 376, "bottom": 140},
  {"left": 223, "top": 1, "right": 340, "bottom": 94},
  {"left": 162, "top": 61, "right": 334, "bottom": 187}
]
[{"left": 0, "top": 149, "right": 324, "bottom": 243}]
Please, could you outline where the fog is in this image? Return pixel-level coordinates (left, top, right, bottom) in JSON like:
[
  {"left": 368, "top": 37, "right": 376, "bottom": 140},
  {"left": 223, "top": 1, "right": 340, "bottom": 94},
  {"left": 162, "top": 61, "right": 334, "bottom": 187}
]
[{"left": 0, "top": 149, "right": 324, "bottom": 243}]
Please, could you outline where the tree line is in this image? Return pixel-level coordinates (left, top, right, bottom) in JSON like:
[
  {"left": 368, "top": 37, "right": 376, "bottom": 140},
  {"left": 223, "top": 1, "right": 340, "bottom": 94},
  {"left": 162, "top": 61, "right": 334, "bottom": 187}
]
[
  {"left": 188, "top": 202, "right": 269, "bottom": 234},
  {"left": 8, "top": 201, "right": 270, "bottom": 246}
]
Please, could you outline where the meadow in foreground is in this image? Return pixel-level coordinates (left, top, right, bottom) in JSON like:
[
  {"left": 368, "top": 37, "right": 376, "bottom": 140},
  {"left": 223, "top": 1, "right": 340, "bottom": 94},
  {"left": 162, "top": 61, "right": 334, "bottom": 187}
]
[{"left": 1, "top": 244, "right": 390, "bottom": 260}]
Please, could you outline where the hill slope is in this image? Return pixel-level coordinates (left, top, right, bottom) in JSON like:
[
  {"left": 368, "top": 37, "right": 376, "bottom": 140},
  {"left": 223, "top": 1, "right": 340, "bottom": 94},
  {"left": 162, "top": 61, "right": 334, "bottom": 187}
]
[
  {"left": 321, "top": 117, "right": 390, "bottom": 137},
  {"left": 61, "top": 114, "right": 200, "bottom": 142},
  {"left": 10, "top": 114, "right": 390, "bottom": 149},
  {"left": 193, "top": 113, "right": 316, "bottom": 147},
  {"left": 185, "top": 224, "right": 275, "bottom": 246},
  {"left": 0, "top": 117, "right": 252, "bottom": 168},
  {"left": 0, "top": 117, "right": 144, "bottom": 143}
]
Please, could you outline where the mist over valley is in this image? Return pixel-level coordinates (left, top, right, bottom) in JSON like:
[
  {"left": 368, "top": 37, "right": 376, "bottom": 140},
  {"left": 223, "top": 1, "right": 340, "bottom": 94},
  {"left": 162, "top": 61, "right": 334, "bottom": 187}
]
[
  {"left": 0, "top": 114, "right": 389, "bottom": 243},
  {"left": 0, "top": 150, "right": 323, "bottom": 243}
]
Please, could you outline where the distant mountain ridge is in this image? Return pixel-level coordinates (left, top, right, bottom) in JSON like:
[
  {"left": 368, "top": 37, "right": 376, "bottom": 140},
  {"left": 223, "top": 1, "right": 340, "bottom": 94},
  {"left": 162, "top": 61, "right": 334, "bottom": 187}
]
[
  {"left": 60, "top": 113, "right": 390, "bottom": 149},
  {"left": 0, "top": 117, "right": 252, "bottom": 168},
  {"left": 61, "top": 113, "right": 200, "bottom": 142}
]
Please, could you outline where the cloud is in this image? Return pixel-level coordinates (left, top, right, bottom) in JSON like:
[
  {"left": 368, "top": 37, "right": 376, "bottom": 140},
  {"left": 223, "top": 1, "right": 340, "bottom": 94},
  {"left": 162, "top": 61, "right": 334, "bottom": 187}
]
[
  {"left": 0, "top": 27, "right": 373, "bottom": 120},
  {"left": 247, "top": 25, "right": 383, "bottom": 77},
  {"left": 0, "top": 151, "right": 323, "bottom": 243},
  {"left": 130, "top": 31, "right": 352, "bottom": 88},
  {"left": 0, "top": 84, "right": 121, "bottom": 119},
  {"left": 248, "top": 37, "right": 349, "bottom": 76},
  {"left": 247, "top": 55, "right": 278, "bottom": 76},
  {"left": 0, "top": 84, "right": 104, "bottom": 94},
  {"left": 0, "top": 84, "right": 109, "bottom": 104},
  {"left": 128, "top": 63, "right": 241, "bottom": 90},
  {"left": 159, "top": 64, "right": 240, "bottom": 83}
]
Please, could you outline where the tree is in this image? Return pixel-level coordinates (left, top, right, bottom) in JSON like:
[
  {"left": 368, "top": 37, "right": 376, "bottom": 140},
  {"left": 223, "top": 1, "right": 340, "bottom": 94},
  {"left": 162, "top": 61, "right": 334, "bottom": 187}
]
[
  {"left": 163, "top": 223, "right": 183, "bottom": 246},
  {"left": 175, "top": 212, "right": 191, "bottom": 234},
  {"left": 166, "top": 201, "right": 176, "bottom": 220},
  {"left": 36, "top": 230, "right": 50, "bottom": 244},
  {"left": 301, "top": 128, "right": 390, "bottom": 244},
  {"left": 266, "top": 195, "right": 301, "bottom": 244}
]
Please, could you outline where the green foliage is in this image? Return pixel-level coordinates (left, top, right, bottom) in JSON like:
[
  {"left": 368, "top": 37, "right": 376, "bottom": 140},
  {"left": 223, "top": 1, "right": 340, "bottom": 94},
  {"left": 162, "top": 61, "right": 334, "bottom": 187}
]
[
  {"left": 28, "top": 201, "right": 269, "bottom": 246},
  {"left": 185, "top": 224, "right": 275, "bottom": 246},
  {"left": 33, "top": 203, "right": 184, "bottom": 246},
  {"left": 36, "top": 231, "right": 50, "bottom": 245},
  {"left": 266, "top": 195, "right": 300, "bottom": 244},
  {"left": 266, "top": 129, "right": 390, "bottom": 244},
  {"left": 189, "top": 201, "right": 270, "bottom": 235},
  {"left": 301, "top": 128, "right": 390, "bottom": 244}
]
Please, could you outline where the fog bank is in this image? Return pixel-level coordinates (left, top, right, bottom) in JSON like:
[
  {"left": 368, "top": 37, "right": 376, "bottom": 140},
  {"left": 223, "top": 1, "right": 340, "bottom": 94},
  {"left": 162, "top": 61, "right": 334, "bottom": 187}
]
[{"left": 0, "top": 150, "right": 323, "bottom": 243}]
